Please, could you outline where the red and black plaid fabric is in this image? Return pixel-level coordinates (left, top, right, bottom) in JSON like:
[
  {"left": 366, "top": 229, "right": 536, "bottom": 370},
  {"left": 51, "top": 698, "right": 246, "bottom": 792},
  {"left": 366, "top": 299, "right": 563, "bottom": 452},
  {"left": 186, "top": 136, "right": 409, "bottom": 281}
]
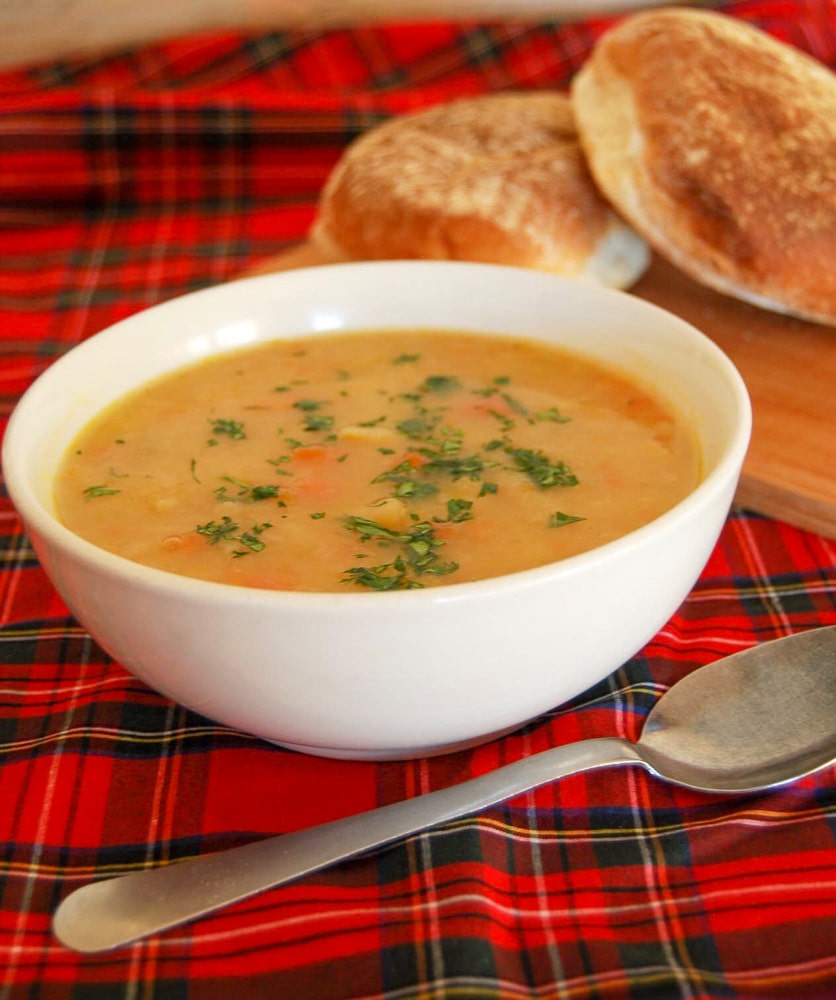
[{"left": 1, "top": 1, "right": 835, "bottom": 996}]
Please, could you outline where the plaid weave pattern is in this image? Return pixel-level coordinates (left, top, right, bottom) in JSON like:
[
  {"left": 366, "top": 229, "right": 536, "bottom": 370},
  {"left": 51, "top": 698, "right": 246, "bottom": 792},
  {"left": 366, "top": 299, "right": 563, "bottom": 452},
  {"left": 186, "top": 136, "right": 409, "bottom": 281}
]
[{"left": 1, "top": 1, "right": 835, "bottom": 996}]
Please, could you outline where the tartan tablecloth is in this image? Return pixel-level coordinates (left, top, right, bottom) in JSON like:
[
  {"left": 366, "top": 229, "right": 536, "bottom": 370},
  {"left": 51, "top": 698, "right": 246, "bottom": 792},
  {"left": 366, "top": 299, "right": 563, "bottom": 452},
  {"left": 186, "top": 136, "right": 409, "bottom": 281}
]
[{"left": 1, "top": 1, "right": 835, "bottom": 996}]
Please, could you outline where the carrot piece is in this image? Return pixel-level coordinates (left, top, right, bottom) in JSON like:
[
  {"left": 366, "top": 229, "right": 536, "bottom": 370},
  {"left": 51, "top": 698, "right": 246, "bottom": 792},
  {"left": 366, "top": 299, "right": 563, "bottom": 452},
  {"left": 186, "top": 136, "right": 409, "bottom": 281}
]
[
  {"left": 160, "top": 531, "right": 205, "bottom": 554},
  {"left": 291, "top": 445, "right": 329, "bottom": 462},
  {"left": 432, "top": 522, "right": 456, "bottom": 541},
  {"left": 434, "top": 519, "right": 492, "bottom": 542},
  {"left": 295, "top": 479, "right": 337, "bottom": 499}
]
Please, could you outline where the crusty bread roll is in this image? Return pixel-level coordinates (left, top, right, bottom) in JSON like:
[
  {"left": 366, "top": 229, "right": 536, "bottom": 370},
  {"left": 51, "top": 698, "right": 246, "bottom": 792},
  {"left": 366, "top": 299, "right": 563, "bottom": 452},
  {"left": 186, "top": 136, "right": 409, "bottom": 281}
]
[
  {"left": 571, "top": 7, "right": 836, "bottom": 326},
  {"left": 310, "top": 92, "right": 650, "bottom": 289}
]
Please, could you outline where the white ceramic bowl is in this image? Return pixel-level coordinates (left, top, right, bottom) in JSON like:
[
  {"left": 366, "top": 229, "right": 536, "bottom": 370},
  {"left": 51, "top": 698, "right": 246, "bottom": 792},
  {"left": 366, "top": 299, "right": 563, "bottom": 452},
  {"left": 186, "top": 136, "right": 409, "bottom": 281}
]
[{"left": 2, "top": 262, "right": 751, "bottom": 759}]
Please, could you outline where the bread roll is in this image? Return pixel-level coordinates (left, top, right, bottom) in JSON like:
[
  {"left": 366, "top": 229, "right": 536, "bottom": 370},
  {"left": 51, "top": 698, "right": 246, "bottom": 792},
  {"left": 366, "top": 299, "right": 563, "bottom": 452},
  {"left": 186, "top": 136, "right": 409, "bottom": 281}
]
[
  {"left": 571, "top": 7, "right": 836, "bottom": 326},
  {"left": 310, "top": 92, "right": 649, "bottom": 289}
]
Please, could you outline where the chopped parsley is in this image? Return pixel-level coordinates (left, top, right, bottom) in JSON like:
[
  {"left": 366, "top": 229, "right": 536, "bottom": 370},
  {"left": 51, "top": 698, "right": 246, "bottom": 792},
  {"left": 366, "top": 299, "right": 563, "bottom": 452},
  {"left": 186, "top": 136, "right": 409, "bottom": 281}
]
[
  {"left": 195, "top": 516, "right": 272, "bottom": 556},
  {"left": 499, "top": 391, "right": 529, "bottom": 416},
  {"left": 302, "top": 414, "right": 334, "bottom": 434},
  {"left": 213, "top": 477, "right": 281, "bottom": 503},
  {"left": 342, "top": 516, "right": 459, "bottom": 590},
  {"left": 536, "top": 407, "right": 571, "bottom": 424},
  {"left": 420, "top": 374, "right": 461, "bottom": 394},
  {"left": 250, "top": 484, "right": 280, "bottom": 501},
  {"left": 436, "top": 498, "right": 474, "bottom": 523},
  {"left": 195, "top": 516, "right": 239, "bottom": 543},
  {"left": 372, "top": 461, "right": 439, "bottom": 498},
  {"left": 420, "top": 451, "right": 493, "bottom": 482},
  {"left": 82, "top": 484, "right": 121, "bottom": 500},
  {"left": 549, "top": 511, "right": 585, "bottom": 528},
  {"left": 341, "top": 560, "right": 420, "bottom": 591},
  {"left": 208, "top": 418, "right": 246, "bottom": 441},
  {"left": 506, "top": 447, "right": 578, "bottom": 488},
  {"left": 396, "top": 414, "right": 440, "bottom": 439},
  {"left": 488, "top": 409, "right": 516, "bottom": 433}
]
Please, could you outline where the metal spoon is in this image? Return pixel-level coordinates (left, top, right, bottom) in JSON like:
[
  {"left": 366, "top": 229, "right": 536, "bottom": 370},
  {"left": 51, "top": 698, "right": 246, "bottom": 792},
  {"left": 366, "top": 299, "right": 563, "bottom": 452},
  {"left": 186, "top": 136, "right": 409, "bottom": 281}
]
[{"left": 53, "top": 626, "right": 836, "bottom": 954}]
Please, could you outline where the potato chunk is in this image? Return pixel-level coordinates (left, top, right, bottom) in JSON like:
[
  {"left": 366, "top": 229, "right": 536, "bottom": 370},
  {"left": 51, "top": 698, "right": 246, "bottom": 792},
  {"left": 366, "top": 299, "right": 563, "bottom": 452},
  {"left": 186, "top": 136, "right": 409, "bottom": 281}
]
[{"left": 362, "top": 497, "right": 412, "bottom": 532}]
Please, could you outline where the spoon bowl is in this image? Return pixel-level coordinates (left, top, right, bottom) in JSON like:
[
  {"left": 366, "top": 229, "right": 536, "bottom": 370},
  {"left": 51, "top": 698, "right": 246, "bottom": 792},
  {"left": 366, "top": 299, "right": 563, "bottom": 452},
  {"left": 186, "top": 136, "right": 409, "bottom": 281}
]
[
  {"left": 53, "top": 626, "right": 836, "bottom": 954},
  {"left": 638, "top": 625, "right": 836, "bottom": 791}
]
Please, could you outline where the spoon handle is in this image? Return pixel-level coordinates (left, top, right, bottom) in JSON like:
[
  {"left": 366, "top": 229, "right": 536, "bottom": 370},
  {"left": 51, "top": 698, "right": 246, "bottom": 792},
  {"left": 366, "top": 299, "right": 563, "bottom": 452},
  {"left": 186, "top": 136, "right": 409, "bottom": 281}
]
[{"left": 53, "top": 736, "right": 638, "bottom": 953}]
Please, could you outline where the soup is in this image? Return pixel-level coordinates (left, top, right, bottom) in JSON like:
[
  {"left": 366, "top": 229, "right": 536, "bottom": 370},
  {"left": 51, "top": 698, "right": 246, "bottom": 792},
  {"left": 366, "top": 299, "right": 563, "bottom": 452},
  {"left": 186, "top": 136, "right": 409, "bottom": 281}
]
[{"left": 54, "top": 329, "right": 700, "bottom": 591}]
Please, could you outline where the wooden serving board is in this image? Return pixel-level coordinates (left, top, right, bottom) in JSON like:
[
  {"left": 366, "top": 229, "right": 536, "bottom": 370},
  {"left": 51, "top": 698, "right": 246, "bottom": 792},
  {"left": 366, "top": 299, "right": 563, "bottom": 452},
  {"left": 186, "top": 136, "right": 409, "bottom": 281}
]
[
  {"left": 633, "top": 257, "right": 835, "bottom": 540},
  {"left": 240, "top": 246, "right": 836, "bottom": 539}
]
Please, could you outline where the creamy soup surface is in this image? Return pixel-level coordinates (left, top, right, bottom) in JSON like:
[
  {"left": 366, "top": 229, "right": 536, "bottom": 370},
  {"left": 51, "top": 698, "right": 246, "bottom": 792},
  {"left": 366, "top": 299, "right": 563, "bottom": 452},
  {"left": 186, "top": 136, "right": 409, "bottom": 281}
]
[{"left": 55, "top": 329, "right": 701, "bottom": 592}]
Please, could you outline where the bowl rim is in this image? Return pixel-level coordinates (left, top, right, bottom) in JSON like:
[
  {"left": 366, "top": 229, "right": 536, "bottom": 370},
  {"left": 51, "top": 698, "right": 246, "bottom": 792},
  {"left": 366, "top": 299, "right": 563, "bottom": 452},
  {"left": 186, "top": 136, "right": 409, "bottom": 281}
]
[{"left": 2, "top": 260, "right": 752, "bottom": 608}]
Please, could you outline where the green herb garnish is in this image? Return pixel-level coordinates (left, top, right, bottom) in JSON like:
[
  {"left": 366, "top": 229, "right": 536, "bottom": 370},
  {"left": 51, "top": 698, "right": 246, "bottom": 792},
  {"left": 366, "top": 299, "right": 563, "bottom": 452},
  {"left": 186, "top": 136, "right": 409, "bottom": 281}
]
[
  {"left": 506, "top": 447, "right": 578, "bottom": 488},
  {"left": 250, "top": 484, "right": 280, "bottom": 501},
  {"left": 487, "top": 409, "right": 516, "bottom": 433},
  {"left": 214, "top": 477, "right": 280, "bottom": 503},
  {"left": 436, "top": 498, "right": 474, "bottom": 523},
  {"left": 396, "top": 414, "right": 440, "bottom": 439},
  {"left": 548, "top": 511, "right": 585, "bottom": 528},
  {"left": 195, "top": 516, "right": 272, "bottom": 556},
  {"left": 342, "top": 516, "right": 459, "bottom": 590},
  {"left": 233, "top": 523, "right": 271, "bottom": 556},
  {"left": 420, "top": 375, "right": 461, "bottom": 394},
  {"left": 208, "top": 418, "right": 246, "bottom": 441},
  {"left": 195, "top": 516, "right": 240, "bottom": 543},
  {"left": 419, "top": 452, "right": 493, "bottom": 482},
  {"left": 536, "top": 407, "right": 571, "bottom": 424},
  {"left": 499, "top": 391, "right": 528, "bottom": 416},
  {"left": 303, "top": 414, "right": 334, "bottom": 434},
  {"left": 341, "top": 561, "right": 421, "bottom": 591},
  {"left": 82, "top": 484, "right": 121, "bottom": 500}
]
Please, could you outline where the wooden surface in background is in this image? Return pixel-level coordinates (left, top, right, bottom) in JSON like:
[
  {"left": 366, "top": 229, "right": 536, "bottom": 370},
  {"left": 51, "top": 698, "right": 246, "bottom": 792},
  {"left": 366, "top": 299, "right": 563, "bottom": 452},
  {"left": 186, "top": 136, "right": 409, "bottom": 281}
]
[
  {"left": 0, "top": 0, "right": 664, "bottom": 69},
  {"left": 240, "top": 247, "right": 836, "bottom": 539},
  {"left": 633, "top": 257, "right": 835, "bottom": 540}
]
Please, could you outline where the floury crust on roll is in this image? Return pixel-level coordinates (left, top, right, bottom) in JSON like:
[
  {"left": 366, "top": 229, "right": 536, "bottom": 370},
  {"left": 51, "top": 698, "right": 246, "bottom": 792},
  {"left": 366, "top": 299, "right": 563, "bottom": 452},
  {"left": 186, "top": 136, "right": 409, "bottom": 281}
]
[
  {"left": 310, "top": 93, "right": 650, "bottom": 289},
  {"left": 571, "top": 7, "right": 836, "bottom": 327}
]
